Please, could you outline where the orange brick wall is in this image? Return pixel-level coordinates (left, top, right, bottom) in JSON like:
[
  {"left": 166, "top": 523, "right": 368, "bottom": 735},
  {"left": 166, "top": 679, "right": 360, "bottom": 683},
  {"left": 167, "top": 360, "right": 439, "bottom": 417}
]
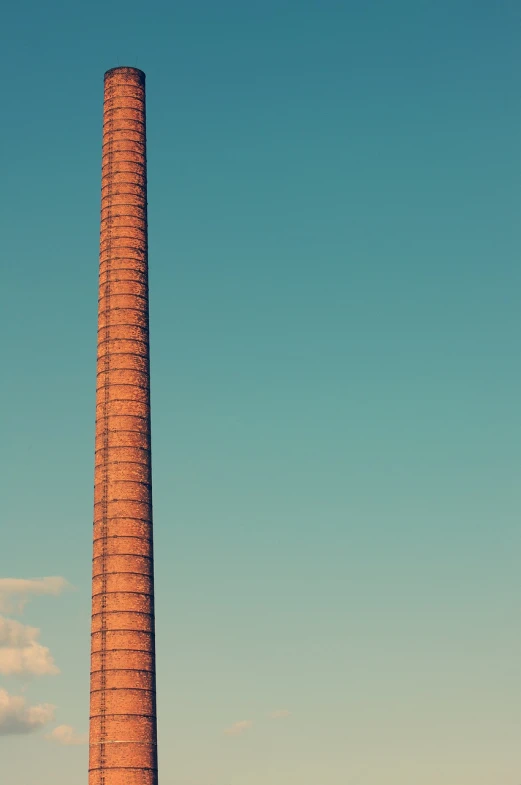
[{"left": 89, "top": 66, "right": 158, "bottom": 785}]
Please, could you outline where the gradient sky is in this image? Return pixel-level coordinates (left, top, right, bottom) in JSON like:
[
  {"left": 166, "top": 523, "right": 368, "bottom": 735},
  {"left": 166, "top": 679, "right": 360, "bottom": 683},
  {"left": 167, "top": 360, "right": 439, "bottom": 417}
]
[{"left": 0, "top": 1, "right": 520, "bottom": 783}]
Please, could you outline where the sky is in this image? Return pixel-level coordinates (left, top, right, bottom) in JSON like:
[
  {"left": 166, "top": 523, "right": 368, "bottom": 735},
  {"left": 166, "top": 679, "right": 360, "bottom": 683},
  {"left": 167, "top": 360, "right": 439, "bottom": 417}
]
[{"left": 0, "top": 0, "right": 520, "bottom": 783}]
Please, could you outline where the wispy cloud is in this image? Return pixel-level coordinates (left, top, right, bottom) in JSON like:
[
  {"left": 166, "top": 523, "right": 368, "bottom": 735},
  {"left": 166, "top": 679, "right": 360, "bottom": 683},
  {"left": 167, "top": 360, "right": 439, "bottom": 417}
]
[
  {"left": 0, "top": 578, "right": 68, "bottom": 735},
  {"left": 0, "top": 578, "right": 71, "bottom": 615},
  {"left": 224, "top": 719, "right": 253, "bottom": 737},
  {"left": 270, "top": 709, "right": 291, "bottom": 719},
  {"left": 0, "top": 688, "right": 55, "bottom": 735},
  {"left": 47, "top": 724, "right": 88, "bottom": 745},
  {"left": 0, "top": 616, "right": 59, "bottom": 677}
]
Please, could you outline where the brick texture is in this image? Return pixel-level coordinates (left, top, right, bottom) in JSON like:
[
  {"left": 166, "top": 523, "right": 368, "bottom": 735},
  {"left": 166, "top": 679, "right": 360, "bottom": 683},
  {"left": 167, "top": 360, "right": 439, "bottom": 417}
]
[{"left": 89, "top": 67, "right": 158, "bottom": 785}]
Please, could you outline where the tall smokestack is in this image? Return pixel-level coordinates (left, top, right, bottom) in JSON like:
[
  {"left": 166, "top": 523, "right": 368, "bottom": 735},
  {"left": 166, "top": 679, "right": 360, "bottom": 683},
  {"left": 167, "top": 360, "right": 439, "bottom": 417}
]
[{"left": 89, "top": 67, "right": 158, "bottom": 785}]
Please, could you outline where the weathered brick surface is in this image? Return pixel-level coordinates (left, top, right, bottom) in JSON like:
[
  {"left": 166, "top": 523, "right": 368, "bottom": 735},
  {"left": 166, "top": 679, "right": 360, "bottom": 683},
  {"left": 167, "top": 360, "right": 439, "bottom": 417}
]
[
  {"left": 91, "top": 649, "right": 155, "bottom": 673},
  {"left": 89, "top": 768, "right": 157, "bottom": 785},
  {"left": 94, "top": 500, "right": 153, "bottom": 525},
  {"left": 93, "top": 535, "right": 153, "bottom": 557},
  {"left": 91, "top": 669, "right": 155, "bottom": 691},
  {"left": 93, "top": 521, "right": 152, "bottom": 542},
  {"left": 90, "top": 687, "right": 156, "bottom": 716},
  {"left": 89, "top": 67, "right": 158, "bottom": 785},
  {"left": 91, "top": 591, "right": 154, "bottom": 616},
  {"left": 91, "top": 610, "right": 154, "bottom": 634},
  {"left": 90, "top": 741, "right": 157, "bottom": 770}
]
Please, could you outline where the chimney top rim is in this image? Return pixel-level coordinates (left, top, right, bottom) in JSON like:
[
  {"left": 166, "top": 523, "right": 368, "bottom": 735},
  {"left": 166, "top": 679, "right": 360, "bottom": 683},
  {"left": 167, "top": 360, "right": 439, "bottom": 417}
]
[{"left": 104, "top": 66, "right": 146, "bottom": 81}]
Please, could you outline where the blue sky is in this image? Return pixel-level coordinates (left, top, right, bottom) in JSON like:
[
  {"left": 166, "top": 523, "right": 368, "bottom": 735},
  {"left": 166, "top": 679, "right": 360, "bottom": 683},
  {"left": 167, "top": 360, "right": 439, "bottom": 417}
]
[{"left": 0, "top": 1, "right": 520, "bottom": 783}]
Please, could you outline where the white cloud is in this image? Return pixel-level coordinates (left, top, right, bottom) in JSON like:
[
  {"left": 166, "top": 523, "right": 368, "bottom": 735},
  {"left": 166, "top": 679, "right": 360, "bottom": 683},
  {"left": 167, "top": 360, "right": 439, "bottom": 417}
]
[
  {"left": 270, "top": 709, "right": 291, "bottom": 719},
  {"left": 0, "top": 616, "right": 38, "bottom": 647},
  {"left": 47, "top": 724, "right": 88, "bottom": 745},
  {"left": 0, "top": 616, "right": 58, "bottom": 677},
  {"left": 0, "top": 643, "right": 59, "bottom": 677},
  {"left": 0, "top": 577, "right": 71, "bottom": 615},
  {"left": 224, "top": 720, "right": 253, "bottom": 736},
  {"left": 0, "top": 688, "right": 55, "bottom": 735}
]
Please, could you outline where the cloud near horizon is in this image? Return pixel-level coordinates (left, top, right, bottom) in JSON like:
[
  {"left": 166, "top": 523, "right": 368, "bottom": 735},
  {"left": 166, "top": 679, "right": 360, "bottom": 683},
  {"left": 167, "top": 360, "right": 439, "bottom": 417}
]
[
  {"left": 0, "top": 577, "right": 71, "bottom": 615},
  {"left": 0, "top": 616, "right": 59, "bottom": 677},
  {"left": 0, "top": 688, "right": 55, "bottom": 735},
  {"left": 224, "top": 719, "right": 253, "bottom": 736},
  {"left": 47, "top": 724, "right": 88, "bottom": 745},
  {"left": 270, "top": 709, "right": 291, "bottom": 719}
]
